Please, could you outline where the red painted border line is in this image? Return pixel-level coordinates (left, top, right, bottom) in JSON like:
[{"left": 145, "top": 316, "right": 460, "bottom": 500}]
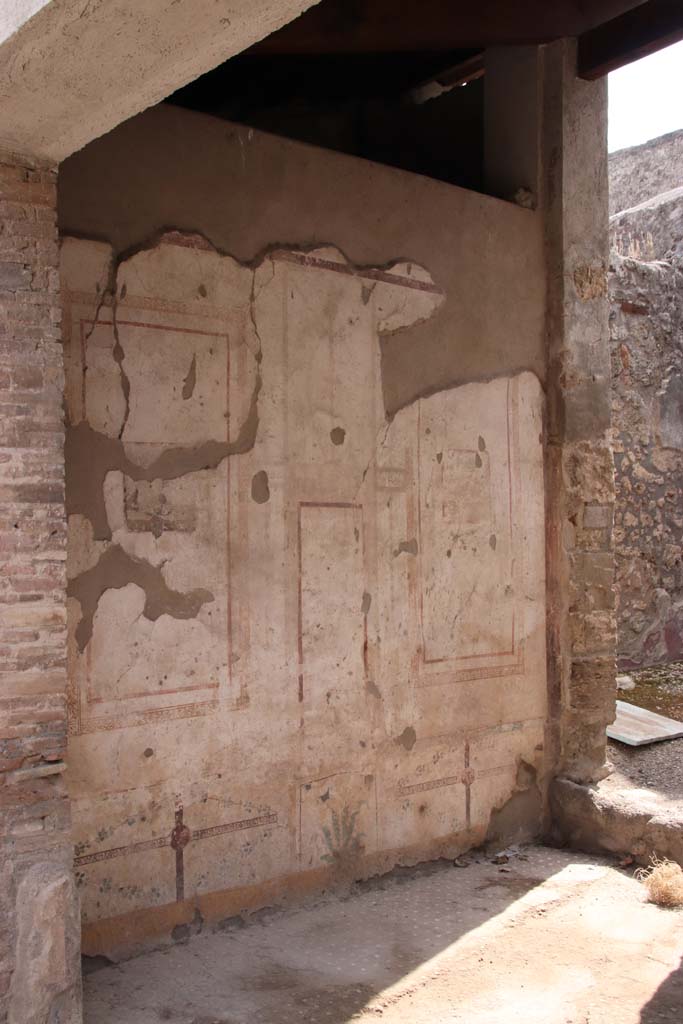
[
  {"left": 83, "top": 318, "right": 228, "bottom": 338},
  {"left": 398, "top": 774, "right": 462, "bottom": 797},
  {"left": 86, "top": 681, "right": 220, "bottom": 705},
  {"left": 75, "top": 813, "right": 277, "bottom": 869},
  {"left": 193, "top": 813, "right": 278, "bottom": 841},
  {"left": 464, "top": 740, "right": 472, "bottom": 828},
  {"left": 79, "top": 699, "right": 223, "bottom": 734},
  {"left": 475, "top": 764, "right": 516, "bottom": 779},
  {"left": 416, "top": 657, "right": 525, "bottom": 687},
  {"left": 272, "top": 250, "right": 443, "bottom": 295},
  {"left": 75, "top": 835, "right": 168, "bottom": 866},
  {"left": 299, "top": 501, "right": 363, "bottom": 510}
]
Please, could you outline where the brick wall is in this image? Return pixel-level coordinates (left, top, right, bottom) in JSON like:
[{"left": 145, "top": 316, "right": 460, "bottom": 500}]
[{"left": 0, "top": 161, "right": 80, "bottom": 1023}]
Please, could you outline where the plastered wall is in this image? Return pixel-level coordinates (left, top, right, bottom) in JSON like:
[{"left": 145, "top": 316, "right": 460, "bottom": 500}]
[
  {"left": 59, "top": 104, "right": 546, "bottom": 417},
  {"left": 60, "top": 111, "right": 548, "bottom": 956}
]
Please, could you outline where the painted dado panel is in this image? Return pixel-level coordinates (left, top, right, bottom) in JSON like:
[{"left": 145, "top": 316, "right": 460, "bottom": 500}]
[{"left": 62, "top": 235, "right": 546, "bottom": 953}]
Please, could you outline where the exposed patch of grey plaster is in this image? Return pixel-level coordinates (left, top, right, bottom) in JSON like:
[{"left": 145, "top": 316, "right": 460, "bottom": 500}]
[
  {"left": 365, "top": 679, "right": 382, "bottom": 700},
  {"left": 107, "top": 280, "right": 133, "bottom": 442},
  {"left": 251, "top": 470, "right": 270, "bottom": 504},
  {"left": 66, "top": 369, "right": 261, "bottom": 540},
  {"left": 486, "top": 761, "right": 542, "bottom": 843},
  {"left": 361, "top": 282, "right": 375, "bottom": 305},
  {"left": 395, "top": 726, "right": 417, "bottom": 751},
  {"left": 67, "top": 544, "right": 214, "bottom": 651},
  {"left": 65, "top": 232, "right": 267, "bottom": 540},
  {"left": 182, "top": 354, "right": 197, "bottom": 400},
  {"left": 394, "top": 539, "right": 418, "bottom": 557}
]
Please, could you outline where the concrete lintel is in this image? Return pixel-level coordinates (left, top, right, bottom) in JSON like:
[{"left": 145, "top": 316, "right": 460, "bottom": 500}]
[{"left": 0, "top": 0, "right": 320, "bottom": 163}]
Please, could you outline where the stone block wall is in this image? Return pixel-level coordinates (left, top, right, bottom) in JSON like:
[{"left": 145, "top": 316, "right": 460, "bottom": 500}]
[{"left": 0, "top": 162, "right": 80, "bottom": 1022}]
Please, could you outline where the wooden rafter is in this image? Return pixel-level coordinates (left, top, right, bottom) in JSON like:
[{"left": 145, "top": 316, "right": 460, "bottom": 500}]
[{"left": 579, "top": 0, "right": 683, "bottom": 79}]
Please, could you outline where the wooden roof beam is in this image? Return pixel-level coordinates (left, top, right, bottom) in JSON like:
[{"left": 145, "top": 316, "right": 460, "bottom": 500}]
[{"left": 578, "top": 0, "right": 683, "bottom": 80}]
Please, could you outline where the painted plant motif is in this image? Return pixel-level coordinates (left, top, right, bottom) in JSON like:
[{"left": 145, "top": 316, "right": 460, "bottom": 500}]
[{"left": 321, "top": 806, "right": 365, "bottom": 866}]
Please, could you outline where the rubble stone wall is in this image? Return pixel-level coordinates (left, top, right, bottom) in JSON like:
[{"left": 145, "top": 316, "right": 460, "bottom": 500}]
[
  {"left": 609, "top": 254, "right": 683, "bottom": 669},
  {"left": 609, "top": 128, "right": 683, "bottom": 217},
  {"left": 609, "top": 131, "right": 683, "bottom": 669}
]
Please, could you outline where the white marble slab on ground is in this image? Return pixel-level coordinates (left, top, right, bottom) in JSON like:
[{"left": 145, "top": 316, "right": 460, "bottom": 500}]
[{"left": 608, "top": 699, "right": 683, "bottom": 746}]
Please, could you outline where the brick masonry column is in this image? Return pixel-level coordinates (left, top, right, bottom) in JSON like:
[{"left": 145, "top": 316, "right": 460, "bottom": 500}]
[
  {"left": 0, "top": 161, "right": 81, "bottom": 1022},
  {"left": 542, "top": 41, "right": 617, "bottom": 784}
]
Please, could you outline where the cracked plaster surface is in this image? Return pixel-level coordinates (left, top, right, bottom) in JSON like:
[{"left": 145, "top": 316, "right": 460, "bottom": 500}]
[{"left": 61, "top": 233, "right": 547, "bottom": 940}]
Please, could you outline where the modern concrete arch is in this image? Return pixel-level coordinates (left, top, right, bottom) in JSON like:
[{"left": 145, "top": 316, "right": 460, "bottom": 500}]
[{"left": 0, "top": 0, "right": 320, "bottom": 164}]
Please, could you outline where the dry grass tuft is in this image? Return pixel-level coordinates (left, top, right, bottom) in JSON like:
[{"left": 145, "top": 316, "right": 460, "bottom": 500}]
[{"left": 636, "top": 856, "right": 683, "bottom": 908}]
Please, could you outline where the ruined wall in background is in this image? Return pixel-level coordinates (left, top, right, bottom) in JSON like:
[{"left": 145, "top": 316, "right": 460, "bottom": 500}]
[
  {"left": 60, "top": 113, "right": 548, "bottom": 956},
  {"left": 609, "top": 129, "right": 683, "bottom": 218},
  {"left": 609, "top": 254, "right": 683, "bottom": 669},
  {"left": 610, "top": 187, "right": 683, "bottom": 263},
  {"left": 609, "top": 133, "right": 683, "bottom": 669}
]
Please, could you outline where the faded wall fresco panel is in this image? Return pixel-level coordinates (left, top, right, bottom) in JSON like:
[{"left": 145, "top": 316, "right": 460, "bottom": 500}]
[
  {"left": 412, "top": 378, "right": 524, "bottom": 685},
  {"left": 299, "top": 503, "right": 367, "bottom": 751},
  {"left": 63, "top": 241, "right": 249, "bottom": 740},
  {"left": 63, "top": 234, "right": 547, "bottom": 949}
]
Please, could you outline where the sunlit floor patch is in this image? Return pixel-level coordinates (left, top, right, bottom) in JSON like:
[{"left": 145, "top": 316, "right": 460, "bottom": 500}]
[{"left": 84, "top": 847, "right": 683, "bottom": 1024}]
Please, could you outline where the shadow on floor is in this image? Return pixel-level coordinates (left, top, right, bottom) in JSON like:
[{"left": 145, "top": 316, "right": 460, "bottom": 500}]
[
  {"left": 83, "top": 850, "right": 558, "bottom": 1024},
  {"left": 640, "top": 953, "right": 683, "bottom": 1023}
]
